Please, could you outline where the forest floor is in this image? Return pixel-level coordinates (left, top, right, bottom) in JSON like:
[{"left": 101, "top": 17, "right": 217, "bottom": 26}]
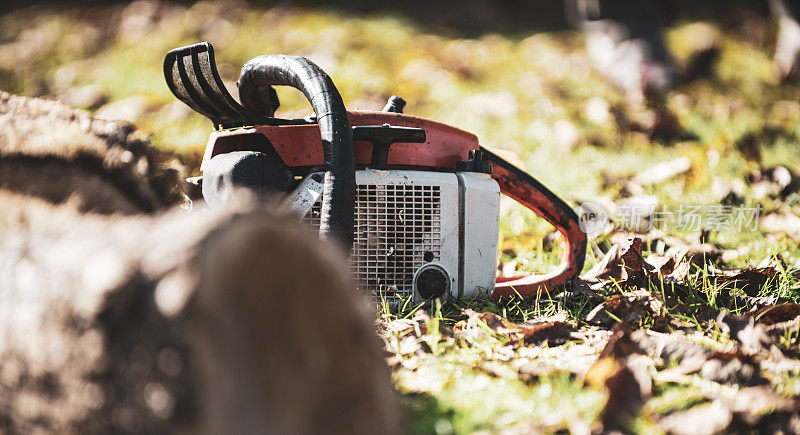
[{"left": 2, "top": 1, "right": 800, "bottom": 432}]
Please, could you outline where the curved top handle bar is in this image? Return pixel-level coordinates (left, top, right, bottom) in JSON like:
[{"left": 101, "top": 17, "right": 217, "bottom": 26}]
[
  {"left": 236, "top": 55, "right": 355, "bottom": 252},
  {"left": 481, "top": 147, "right": 587, "bottom": 299}
]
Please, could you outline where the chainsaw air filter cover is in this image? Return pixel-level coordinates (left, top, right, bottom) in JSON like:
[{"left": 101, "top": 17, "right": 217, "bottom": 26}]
[{"left": 304, "top": 169, "right": 499, "bottom": 304}]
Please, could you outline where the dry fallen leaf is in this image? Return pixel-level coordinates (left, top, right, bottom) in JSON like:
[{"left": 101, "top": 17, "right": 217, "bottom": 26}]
[
  {"left": 755, "top": 303, "right": 800, "bottom": 326},
  {"left": 710, "top": 267, "right": 779, "bottom": 297},
  {"left": 645, "top": 240, "right": 725, "bottom": 277},
  {"left": 657, "top": 402, "right": 733, "bottom": 435},
  {"left": 458, "top": 309, "right": 574, "bottom": 348},
  {"left": 585, "top": 325, "right": 652, "bottom": 433},
  {"left": 655, "top": 381, "right": 800, "bottom": 433},
  {"left": 630, "top": 329, "right": 716, "bottom": 369},
  {"left": 583, "top": 236, "right": 651, "bottom": 283},
  {"left": 519, "top": 321, "right": 575, "bottom": 346},
  {"left": 460, "top": 309, "right": 518, "bottom": 336},
  {"left": 644, "top": 252, "right": 676, "bottom": 276},
  {"left": 585, "top": 289, "right": 662, "bottom": 328},
  {"left": 716, "top": 312, "right": 777, "bottom": 355},
  {"left": 700, "top": 350, "right": 764, "bottom": 386}
]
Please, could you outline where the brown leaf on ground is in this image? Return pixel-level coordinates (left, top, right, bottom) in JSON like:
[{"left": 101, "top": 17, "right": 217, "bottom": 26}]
[
  {"left": 646, "top": 243, "right": 725, "bottom": 277},
  {"left": 710, "top": 267, "right": 779, "bottom": 297},
  {"left": 653, "top": 234, "right": 727, "bottom": 270},
  {"left": 630, "top": 330, "right": 715, "bottom": 368},
  {"left": 569, "top": 277, "right": 604, "bottom": 301},
  {"left": 755, "top": 303, "right": 800, "bottom": 326},
  {"left": 459, "top": 309, "right": 518, "bottom": 336},
  {"left": 586, "top": 324, "right": 652, "bottom": 433},
  {"left": 645, "top": 252, "right": 676, "bottom": 276},
  {"left": 588, "top": 357, "right": 650, "bottom": 433},
  {"left": 458, "top": 309, "right": 574, "bottom": 347},
  {"left": 700, "top": 350, "right": 765, "bottom": 386},
  {"left": 716, "top": 312, "right": 777, "bottom": 355},
  {"left": 585, "top": 289, "right": 663, "bottom": 328},
  {"left": 614, "top": 237, "right": 648, "bottom": 276},
  {"left": 657, "top": 385, "right": 800, "bottom": 434},
  {"left": 597, "top": 324, "right": 642, "bottom": 359},
  {"left": 519, "top": 322, "right": 575, "bottom": 346},
  {"left": 657, "top": 402, "right": 733, "bottom": 435},
  {"left": 583, "top": 236, "right": 652, "bottom": 283},
  {"left": 626, "top": 329, "right": 763, "bottom": 385}
]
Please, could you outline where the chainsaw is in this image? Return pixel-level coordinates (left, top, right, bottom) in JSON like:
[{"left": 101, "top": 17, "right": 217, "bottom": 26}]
[{"left": 164, "top": 42, "right": 586, "bottom": 303}]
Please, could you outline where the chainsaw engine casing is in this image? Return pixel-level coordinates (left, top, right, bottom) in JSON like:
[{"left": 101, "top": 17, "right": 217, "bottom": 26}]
[
  {"left": 165, "top": 41, "right": 587, "bottom": 302},
  {"left": 304, "top": 169, "right": 499, "bottom": 304}
]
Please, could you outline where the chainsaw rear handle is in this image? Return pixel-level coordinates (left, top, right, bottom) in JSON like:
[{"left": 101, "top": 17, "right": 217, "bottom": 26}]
[
  {"left": 480, "top": 148, "right": 587, "bottom": 299},
  {"left": 238, "top": 55, "right": 356, "bottom": 252}
]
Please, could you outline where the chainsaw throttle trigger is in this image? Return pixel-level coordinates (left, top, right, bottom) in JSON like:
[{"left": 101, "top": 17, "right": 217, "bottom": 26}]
[{"left": 352, "top": 124, "right": 426, "bottom": 169}]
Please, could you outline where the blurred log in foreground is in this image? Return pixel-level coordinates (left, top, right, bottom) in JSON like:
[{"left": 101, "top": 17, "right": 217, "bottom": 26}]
[
  {"left": 0, "top": 91, "right": 185, "bottom": 213},
  {"left": 0, "top": 94, "right": 399, "bottom": 434}
]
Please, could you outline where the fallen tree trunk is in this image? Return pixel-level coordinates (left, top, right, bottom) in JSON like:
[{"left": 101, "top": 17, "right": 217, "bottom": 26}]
[
  {"left": 0, "top": 91, "right": 185, "bottom": 213},
  {"left": 0, "top": 94, "right": 399, "bottom": 434}
]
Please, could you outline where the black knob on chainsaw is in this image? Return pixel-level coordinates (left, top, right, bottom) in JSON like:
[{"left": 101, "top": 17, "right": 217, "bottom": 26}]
[
  {"left": 456, "top": 149, "right": 492, "bottom": 174},
  {"left": 351, "top": 123, "right": 426, "bottom": 169},
  {"left": 382, "top": 96, "right": 406, "bottom": 113}
]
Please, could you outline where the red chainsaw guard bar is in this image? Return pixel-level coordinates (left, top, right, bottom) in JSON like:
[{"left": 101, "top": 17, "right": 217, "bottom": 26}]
[{"left": 480, "top": 148, "right": 587, "bottom": 299}]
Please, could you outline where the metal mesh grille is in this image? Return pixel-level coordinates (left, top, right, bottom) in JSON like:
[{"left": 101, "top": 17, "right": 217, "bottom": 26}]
[{"left": 305, "top": 182, "right": 442, "bottom": 304}]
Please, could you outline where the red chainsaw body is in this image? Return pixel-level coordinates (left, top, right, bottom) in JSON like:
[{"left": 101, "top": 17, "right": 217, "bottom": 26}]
[
  {"left": 202, "top": 110, "right": 479, "bottom": 171},
  {"left": 200, "top": 110, "right": 587, "bottom": 300},
  {"left": 165, "top": 41, "right": 585, "bottom": 300}
]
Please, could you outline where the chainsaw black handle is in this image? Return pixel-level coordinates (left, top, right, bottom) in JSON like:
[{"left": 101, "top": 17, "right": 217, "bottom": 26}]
[
  {"left": 238, "top": 55, "right": 355, "bottom": 252},
  {"left": 352, "top": 124, "right": 426, "bottom": 169}
]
